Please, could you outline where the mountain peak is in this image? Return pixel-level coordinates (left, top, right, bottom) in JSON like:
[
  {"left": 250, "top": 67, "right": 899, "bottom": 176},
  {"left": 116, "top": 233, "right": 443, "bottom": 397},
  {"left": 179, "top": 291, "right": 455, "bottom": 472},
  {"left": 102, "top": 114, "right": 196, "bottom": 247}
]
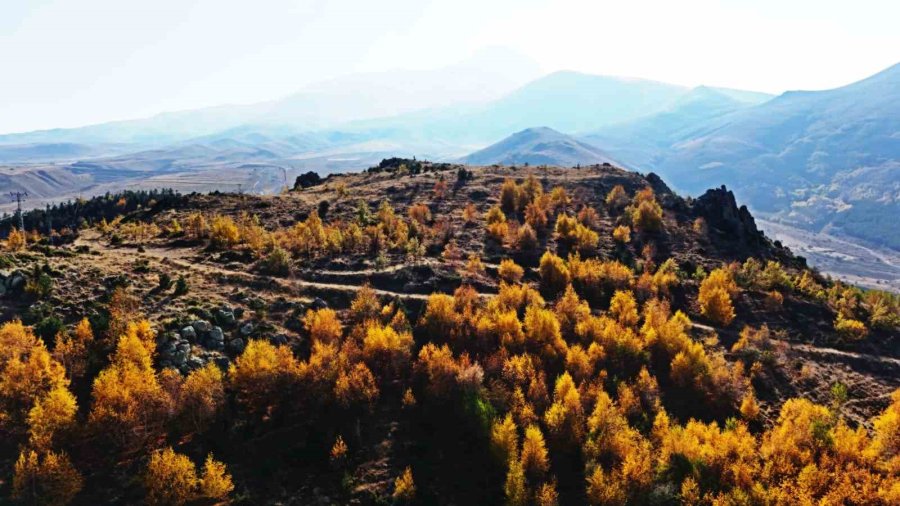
[{"left": 463, "top": 126, "right": 617, "bottom": 167}]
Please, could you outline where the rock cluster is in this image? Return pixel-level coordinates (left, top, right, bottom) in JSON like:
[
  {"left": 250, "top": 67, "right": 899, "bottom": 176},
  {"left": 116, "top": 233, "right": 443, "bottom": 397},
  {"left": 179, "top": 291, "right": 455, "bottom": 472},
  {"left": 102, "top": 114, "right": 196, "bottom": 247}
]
[
  {"left": 157, "top": 306, "right": 252, "bottom": 373},
  {"left": 0, "top": 270, "right": 28, "bottom": 298}
]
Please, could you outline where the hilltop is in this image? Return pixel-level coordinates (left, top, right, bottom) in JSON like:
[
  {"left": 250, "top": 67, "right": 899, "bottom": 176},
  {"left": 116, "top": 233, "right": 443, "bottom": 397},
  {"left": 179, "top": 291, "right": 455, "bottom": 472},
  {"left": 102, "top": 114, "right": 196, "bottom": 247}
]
[
  {"left": 0, "top": 161, "right": 898, "bottom": 504},
  {"left": 463, "top": 128, "right": 618, "bottom": 167}
]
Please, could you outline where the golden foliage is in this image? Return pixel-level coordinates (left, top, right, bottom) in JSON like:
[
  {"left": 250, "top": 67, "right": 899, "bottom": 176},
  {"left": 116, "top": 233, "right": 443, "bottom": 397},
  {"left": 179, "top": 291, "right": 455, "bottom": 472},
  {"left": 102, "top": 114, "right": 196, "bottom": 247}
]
[
  {"left": 835, "top": 315, "right": 868, "bottom": 340},
  {"left": 393, "top": 466, "right": 416, "bottom": 502},
  {"left": 13, "top": 449, "right": 83, "bottom": 506},
  {"left": 199, "top": 453, "right": 234, "bottom": 501},
  {"left": 5, "top": 227, "right": 27, "bottom": 251},
  {"left": 605, "top": 185, "right": 629, "bottom": 211},
  {"left": 699, "top": 268, "right": 737, "bottom": 326},
  {"left": 362, "top": 323, "right": 413, "bottom": 376},
  {"left": 514, "top": 223, "right": 539, "bottom": 251},
  {"left": 335, "top": 362, "right": 380, "bottom": 408},
  {"left": 498, "top": 258, "right": 525, "bottom": 284},
  {"left": 89, "top": 326, "right": 171, "bottom": 450},
  {"left": 609, "top": 290, "right": 639, "bottom": 327},
  {"left": 521, "top": 424, "right": 550, "bottom": 480},
  {"left": 408, "top": 202, "right": 431, "bottom": 224},
  {"left": 304, "top": 308, "right": 343, "bottom": 344},
  {"left": 330, "top": 435, "right": 348, "bottom": 464},
  {"left": 544, "top": 372, "right": 584, "bottom": 445},
  {"left": 491, "top": 413, "right": 519, "bottom": 464},
  {"left": 144, "top": 447, "right": 198, "bottom": 506},
  {"left": 501, "top": 178, "right": 521, "bottom": 214},
  {"left": 27, "top": 384, "right": 77, "bottom": 450},
  {"left": 612, "top": 225, "right": 631, "bottom": 244},
  {"left": 539, "top": 251, "right": 570, "bottom": 296},
  {"left": 181, "top": 362, "right": 225, "bottom": 433},
  {"left": 630, "top": 187, "right": 663, "bottom": 232},
  {"left": 228, "top": 340, "right": 301, "bottom": 417}
]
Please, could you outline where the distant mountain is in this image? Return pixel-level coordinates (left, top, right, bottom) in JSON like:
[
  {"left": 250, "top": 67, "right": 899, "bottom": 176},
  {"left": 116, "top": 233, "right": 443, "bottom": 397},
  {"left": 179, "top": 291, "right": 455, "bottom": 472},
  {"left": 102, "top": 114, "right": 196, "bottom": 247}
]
[
  {"left": 463, "top": 127, "right": 617, "bottom": 167},
  {"left": 646, "top": 62, "right": 900, "bottom": 249},
  {"left": 582, "top": 85, "right": 771, "bottom": 168}
]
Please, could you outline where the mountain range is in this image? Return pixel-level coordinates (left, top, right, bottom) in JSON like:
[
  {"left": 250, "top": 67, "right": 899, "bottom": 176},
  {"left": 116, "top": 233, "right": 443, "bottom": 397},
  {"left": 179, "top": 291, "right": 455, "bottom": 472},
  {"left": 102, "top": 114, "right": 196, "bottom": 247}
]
[{"left": 2, "top": 57, "right": 898, "bottom": 275}]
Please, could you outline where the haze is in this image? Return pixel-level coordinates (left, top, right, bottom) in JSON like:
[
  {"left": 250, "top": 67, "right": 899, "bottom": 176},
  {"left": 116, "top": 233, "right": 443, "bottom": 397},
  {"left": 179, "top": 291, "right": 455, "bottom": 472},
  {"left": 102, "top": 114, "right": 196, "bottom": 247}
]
[{"left": 2, "top": 0, "right": 898, "bottom": 134}]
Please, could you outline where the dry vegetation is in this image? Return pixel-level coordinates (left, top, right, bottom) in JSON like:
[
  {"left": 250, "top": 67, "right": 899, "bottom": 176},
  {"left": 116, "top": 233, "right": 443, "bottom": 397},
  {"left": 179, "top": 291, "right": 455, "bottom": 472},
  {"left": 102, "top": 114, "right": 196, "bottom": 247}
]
[{"left": 0, "top": 161, "right": 898, "bottom": 505}]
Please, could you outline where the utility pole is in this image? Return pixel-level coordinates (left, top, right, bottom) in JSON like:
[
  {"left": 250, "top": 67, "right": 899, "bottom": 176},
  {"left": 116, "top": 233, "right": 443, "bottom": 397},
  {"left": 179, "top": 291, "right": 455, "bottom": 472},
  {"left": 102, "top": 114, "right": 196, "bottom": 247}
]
[{"left": 9, "top": 192, "right": 27, "bottom": 232}]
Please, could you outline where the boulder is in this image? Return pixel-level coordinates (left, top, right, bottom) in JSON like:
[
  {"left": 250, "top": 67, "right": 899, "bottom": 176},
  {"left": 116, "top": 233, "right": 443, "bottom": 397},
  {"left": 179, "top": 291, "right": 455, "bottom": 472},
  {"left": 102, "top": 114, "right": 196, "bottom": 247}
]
[
  {"left": 180, "top": 326, "right": 197, "bottom": 341},
  {"left": 191, "top": 320, "right": 213, "bottom": 334},
  {"left": 311, "top": 297, "right": 328, "bottom": 310},
  {"left": 215, "top": 308, "right": 236, "bottom": 327},
  {"left": 239, "top": 322, "right": 254, "bottom": 337},
  {"left": 186, "top": 356, "right": 205, "bottom": 371},
  {"left": 227, "top": 338, "right": 245, "bottom": 354}
]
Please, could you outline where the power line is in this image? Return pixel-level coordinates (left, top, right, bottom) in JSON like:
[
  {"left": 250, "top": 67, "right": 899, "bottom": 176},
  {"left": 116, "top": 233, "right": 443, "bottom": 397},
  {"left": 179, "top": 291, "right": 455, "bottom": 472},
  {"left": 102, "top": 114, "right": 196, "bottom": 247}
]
[{"left": 8, "top": 192, "right": 27, "bottom": 232}]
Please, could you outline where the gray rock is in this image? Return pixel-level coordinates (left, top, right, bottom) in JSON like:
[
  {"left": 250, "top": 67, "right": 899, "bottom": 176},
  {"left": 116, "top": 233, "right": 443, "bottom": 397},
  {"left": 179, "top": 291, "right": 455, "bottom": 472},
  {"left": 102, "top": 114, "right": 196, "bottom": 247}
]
[
  {"left": 7, "top": 271, "right": 26, "bottom": 291},
  {"left": 239, "top": 322, "right": 254, "bottom": 336},
  {"left": 227, "top": 338, "right": 245, "bottom": 353},
  {"left": 213, "top": 356, "right": 231, "bottom": 369},
  {"left": 172, "top": 349, "right": 189, "bottom": 366},
  {"left": 160, "top": 341, "right": 177, "bottom": 354},
  {"left": 180, "top": 326, "right": 197, "bottom": 341},
  {"left": 270, "top": 333, "right": 289, "bottom": 346},
  {"left": 187, "top": 356, "right": 205, "bottom": 370},
  {"left": 191, "top": 320, "right": 212, "bottom": 333},
  {"left": 311, "top": 297, "right": 328, "bottom": 310},
  {"left": 156, "top": 331, "right": 174, "bottom": 347},
  {"left": 208, "top": 326, "right": 224, "bottom": 342},
  {"left": 215, "top": 309, "right": 236, "bottom": 327}
]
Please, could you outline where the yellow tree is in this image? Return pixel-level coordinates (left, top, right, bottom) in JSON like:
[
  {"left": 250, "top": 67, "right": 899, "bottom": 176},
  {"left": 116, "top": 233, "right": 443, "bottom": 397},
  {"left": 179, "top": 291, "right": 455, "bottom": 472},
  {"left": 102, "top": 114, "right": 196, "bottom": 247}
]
[
  {"left": 89, "top": 325, "right": 171, "bottom": 451},
  {"left": 144, "top": 447, "right": 198, "bottom": 505},
  {"left": 13, "top": 449, "right": 83, "bottom": 506}
]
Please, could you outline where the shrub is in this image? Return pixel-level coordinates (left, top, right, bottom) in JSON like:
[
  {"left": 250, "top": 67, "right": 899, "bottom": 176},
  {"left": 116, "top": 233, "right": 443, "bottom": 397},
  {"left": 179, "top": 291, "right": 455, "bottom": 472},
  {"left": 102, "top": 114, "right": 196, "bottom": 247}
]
[
  {"left": 498, "top": 258, "right": 525, "bottom": 284},
  {"left": 259, "top": 246, "right": 292, "bottom": 276},
  {"left": 501, "top": 178, "right": 520, "bottom": 214},
  {"left": 209, "top": 215, "right": 240, "bottom": 248},
  {"left": 699, "top": 268, "right": 737, "bottom": 326},
  {"left": 630, "top": 188, "right": 663, "bottom": 233},
  {"left": 144, "top": 447, "right": 198, "bottom": 505},
  {"left": 514, "top": 223, "right": 539, "bottom": 251},
  {"left": 199, "top": 454, "right": 234, "bottom": 501},
  {"left": 539, "top": 251, "right": 570, "bottom": 296},
  {"left": 612, "top": 225, "right": 631, "bottom": 244},
  {"left": 408, "top": 203, "right": 431, "bottom": 224},
  {"left": 835, "top": 315, "right": 868, "bottom": 340},
  {"left": 605, "top": 185, "right": 629, "bottom": 212},
  {"left": 304, "top": 308, "right": 342, "bottom": 344},
  {"left": 13, "top": 450, "right": 83, "bottom": 506},
  {"left": 393, "top": 466, "right": 416, "bottom": 502},
  {"left": 5, "top": 228, "right": 27, "bottom": 251}
]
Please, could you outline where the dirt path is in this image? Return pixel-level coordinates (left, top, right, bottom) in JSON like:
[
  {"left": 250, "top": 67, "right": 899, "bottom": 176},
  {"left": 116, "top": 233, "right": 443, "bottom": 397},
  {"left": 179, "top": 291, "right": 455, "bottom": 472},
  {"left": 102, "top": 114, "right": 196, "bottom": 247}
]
[{"left": 73, "top": 232, "right": 436, "bottom": 302}]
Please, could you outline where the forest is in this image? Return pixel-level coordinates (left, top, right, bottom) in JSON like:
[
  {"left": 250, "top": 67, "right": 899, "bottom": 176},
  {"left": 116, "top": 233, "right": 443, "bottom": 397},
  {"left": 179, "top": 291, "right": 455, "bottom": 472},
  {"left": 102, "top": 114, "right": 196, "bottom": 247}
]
[{"left": 0, "top": 163, "right": 898, "bottom": 505}]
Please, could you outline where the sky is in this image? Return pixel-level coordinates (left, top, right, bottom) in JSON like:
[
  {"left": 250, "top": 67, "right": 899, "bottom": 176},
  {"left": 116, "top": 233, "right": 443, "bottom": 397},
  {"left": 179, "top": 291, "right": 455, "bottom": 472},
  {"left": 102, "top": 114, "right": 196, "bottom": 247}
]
[{"left": 1, "top": 0, "right": 898, "bottom": 134}]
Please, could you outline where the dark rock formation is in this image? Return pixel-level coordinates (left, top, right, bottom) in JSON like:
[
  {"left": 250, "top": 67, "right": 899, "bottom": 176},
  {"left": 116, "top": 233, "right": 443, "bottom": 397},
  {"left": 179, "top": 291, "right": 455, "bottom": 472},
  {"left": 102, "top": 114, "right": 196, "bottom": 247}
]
[{"left": 693, "top": 185, "right": 764, "bottom": 248}]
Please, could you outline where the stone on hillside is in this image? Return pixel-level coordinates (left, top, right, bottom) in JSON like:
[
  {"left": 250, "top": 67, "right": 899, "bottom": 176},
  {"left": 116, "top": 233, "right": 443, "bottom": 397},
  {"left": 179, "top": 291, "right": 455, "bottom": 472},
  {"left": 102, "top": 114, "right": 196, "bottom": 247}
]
[
  {"left": 191, "top": 320, "right": 212, "bottom": 333},
  {"left": 180, "top": 326, "right": 197, "bottom": 341},
  {"left": 227, "top": 338, "right": 245, "bottom": 353}
]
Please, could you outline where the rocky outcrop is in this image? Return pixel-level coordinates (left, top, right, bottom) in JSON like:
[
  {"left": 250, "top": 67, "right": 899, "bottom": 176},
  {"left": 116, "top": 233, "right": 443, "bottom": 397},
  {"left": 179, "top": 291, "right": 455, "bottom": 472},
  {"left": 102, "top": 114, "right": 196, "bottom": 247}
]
[
  {"left": 693, "top": 185, "right": 764, "bottom": 248},
  {"left": 0, "top": 270, "right": 28, "bottom": 298}
]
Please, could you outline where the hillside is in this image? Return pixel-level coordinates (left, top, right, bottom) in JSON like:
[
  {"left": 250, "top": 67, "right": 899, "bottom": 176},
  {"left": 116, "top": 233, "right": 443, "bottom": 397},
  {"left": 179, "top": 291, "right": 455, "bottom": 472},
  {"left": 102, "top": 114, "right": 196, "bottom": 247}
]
[
  {"left": 616, "top": 63, "right": 900, "bottom": 250},
  {"left": 1, "top": 162, "right": 898, "bottom": 505},
  {"left": 463, "top": 127, "right": 618, "bottom": 167}
]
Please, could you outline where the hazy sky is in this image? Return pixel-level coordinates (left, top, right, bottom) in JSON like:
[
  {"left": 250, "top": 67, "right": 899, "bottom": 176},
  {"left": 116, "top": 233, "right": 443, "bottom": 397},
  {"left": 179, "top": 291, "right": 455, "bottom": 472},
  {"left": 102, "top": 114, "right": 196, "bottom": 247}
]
[{"left": 2, "top": 0, "right": 898, "bottom": 134}]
